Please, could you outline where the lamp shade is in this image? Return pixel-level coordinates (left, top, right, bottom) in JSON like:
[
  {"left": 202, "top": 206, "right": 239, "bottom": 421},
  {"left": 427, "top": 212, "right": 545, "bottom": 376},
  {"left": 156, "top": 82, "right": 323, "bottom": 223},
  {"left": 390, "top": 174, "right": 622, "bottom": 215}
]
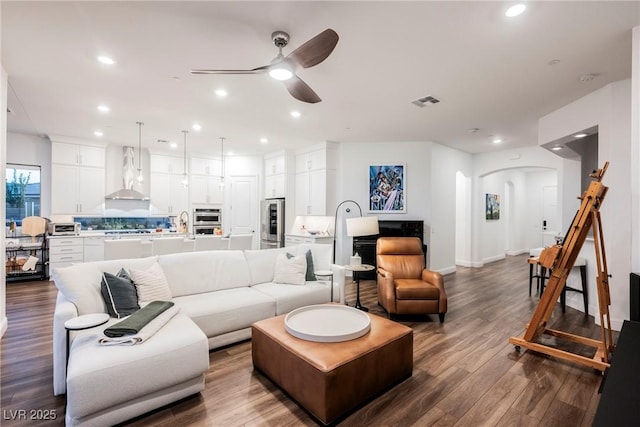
[{"left": 346, "top": 216, "right": 379, "bottom": 237}]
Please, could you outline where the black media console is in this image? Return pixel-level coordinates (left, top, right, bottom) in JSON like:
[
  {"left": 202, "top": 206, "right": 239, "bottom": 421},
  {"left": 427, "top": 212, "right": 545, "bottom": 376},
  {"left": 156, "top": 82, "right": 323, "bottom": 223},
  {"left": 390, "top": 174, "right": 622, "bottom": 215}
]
[{"left": 352, "top": 220, "right": 426, "bottom": 280}]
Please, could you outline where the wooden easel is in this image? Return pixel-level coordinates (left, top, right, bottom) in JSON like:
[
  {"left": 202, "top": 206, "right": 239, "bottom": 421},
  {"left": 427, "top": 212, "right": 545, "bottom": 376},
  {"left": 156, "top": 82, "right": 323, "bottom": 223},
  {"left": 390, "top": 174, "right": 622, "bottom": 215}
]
[{"left": 509, "top": 162, "right": 614, "bottom": 371}]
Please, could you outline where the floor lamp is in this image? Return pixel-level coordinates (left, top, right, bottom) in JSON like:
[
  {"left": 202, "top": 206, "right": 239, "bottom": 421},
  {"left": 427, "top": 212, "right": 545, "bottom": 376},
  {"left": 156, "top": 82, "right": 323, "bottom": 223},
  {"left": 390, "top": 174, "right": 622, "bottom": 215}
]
[{"left": 332, "top": 200, "right": 379, "bottom": 264}]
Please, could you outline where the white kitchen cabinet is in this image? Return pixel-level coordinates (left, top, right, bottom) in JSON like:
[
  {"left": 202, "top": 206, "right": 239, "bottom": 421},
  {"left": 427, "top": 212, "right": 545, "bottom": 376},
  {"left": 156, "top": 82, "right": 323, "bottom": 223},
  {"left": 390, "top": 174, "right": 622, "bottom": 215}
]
[
  {"left": 191, "top": 156, "right": 222, "bottom": 176},
  {"left": 264, "top": 174, "right": 286, "bottom": 199},
  {"left": 190, "top": 156, "right": 224, "bottom": 206},
  {"left": 264, "top": 151, "right": 292, "bottom": 199},
  {"left": 150, "top": 172, "right": 189, "bottom": 215},
  {"left": 294, "top": 144, "right": 337, "bottom": 216},
  {"left": 51, "top": 143, "right": 105, "bottom": 215},
  {"left": 285, "top": 234, "right": 333, "bottom": 247},
  {"left": 150, "top": 154, "right": 185, "bottom": 174},
  {"left": 49, "top": 237, "right": 83, "bottom": 270},
  {"left": 265, "top": 155, "right": 286, "bottom": 175},
  {"left": 191, "top": 175, "right": 224, "bottom": 205},
  {"left": 51, "top": 142, "right": 105, "bottom": 167},
  {"left": 83, "top": 236, "right": 105, "bottom": 262}
]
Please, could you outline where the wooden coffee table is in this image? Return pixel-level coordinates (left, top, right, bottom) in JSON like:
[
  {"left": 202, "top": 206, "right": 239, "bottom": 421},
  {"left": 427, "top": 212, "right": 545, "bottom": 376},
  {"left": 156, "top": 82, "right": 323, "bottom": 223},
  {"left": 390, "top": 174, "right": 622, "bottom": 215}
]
[{"left": 252, "top": 308, "right": 413, "bottom": 425}]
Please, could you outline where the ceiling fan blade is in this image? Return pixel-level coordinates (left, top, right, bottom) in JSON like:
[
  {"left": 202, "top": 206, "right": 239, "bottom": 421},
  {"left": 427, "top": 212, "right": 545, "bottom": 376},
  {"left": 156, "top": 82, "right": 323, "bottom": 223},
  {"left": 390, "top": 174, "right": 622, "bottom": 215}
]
[
  {"left": 287, "top": 29, "right": 339, "bottom": 69},
  {"left": 191, "top": 64, "right": 269, "bottom": 75},
  {"left": 284, "top": 75, "right": 322, "bottom": 103}
]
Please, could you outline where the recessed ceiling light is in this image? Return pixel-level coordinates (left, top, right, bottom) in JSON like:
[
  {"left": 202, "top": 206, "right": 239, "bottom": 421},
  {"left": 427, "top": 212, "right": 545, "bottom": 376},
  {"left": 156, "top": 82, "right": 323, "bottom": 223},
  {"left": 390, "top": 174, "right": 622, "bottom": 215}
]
[
  {"left": 551, "top": 146, "right": 563, "bottom": 151},
  {"left": 192, "top": 123, "right": 202, "bottom": 131},
  {"left": 492, "top": 138, "right": 503, "bottom": 144},
  {"left": 227, "top": 151, "right": 234, "bottom": 156},
  {"left": 94, "top": 130, "right": 104, "bottom": 137},
  {"left": 574, "top": 133, "right": 588, "bottom": 138},
  {"left": 97, "top": 55, "right": 115, "bottom": 65},
  {"left": 467, "top": 127, "right": 480, "bottom": 133},
  {"left": 548, "top": 59, "right": 561, "bottom": 66},
  {"left": 290, "top": 111, "right": 301, "bottom": 118},
  {"left": 260, "top": 137, "right": 268, "bottom": 144},
  {"left": 215, "top": 89, "right": 228, "bottom": 97},
  {"left": 97, "top": 105, "right": 110, "bottom": 113},
  {"left": 505, "top": 4, "right": 526, "bottom": 17},
  {"left": 170, "top": 142, "right": 178, "bottom": 149}
]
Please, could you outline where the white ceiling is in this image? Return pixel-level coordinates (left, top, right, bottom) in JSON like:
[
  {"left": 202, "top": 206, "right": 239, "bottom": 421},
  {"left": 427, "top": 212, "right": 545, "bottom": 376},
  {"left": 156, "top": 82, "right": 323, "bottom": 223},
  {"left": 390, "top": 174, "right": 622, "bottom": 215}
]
[{"left": 2, "top": 1, "right": 639, "bottom": 157}]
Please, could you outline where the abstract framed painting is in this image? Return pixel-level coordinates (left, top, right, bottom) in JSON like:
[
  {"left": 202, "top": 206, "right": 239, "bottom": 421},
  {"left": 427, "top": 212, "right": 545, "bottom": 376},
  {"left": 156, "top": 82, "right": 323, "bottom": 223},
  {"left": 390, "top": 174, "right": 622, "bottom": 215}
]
[{"left": 369, "top": 164, "right": 406, "bottom": 213}]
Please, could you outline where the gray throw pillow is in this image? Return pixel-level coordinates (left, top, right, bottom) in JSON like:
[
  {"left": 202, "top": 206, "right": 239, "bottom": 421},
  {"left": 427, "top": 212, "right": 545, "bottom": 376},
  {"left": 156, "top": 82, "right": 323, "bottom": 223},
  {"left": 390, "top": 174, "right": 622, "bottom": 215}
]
[
  {"left": 286, "top": 249, "right": 316, "bottom": 281},
  {"left": 101, "top": 268, "right": 140, "bottom": 318}
]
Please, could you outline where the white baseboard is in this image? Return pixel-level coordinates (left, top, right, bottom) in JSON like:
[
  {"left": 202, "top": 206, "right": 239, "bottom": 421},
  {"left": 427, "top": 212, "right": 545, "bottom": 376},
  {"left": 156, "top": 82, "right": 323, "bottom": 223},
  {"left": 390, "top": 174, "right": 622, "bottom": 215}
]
[
  {"left": 0, "top": 316, "right": 7, "bottom": 338},
  {"left": 436, "top": 266, "right": 457, "bottom": 276},
  {"left": 506, "top": 248, "right": 529, "bottom": 256},
  {"left": 455, "top": 259, "right": 473, "bottom": 267},
  {"left": 470, "top": 261, "right": 484, "bottom": 268},
  {"left": 483, "top": 254, "right": 506, "bottom": 264}
]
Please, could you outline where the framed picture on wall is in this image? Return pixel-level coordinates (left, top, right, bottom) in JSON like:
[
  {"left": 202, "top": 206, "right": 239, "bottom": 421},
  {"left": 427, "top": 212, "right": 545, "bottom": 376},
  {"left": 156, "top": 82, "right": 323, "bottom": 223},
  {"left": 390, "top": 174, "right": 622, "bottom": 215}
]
[
  {"left": 486, "top": 193, "right": 500, "bottom": 220},
  {"left": 369, "top": 164, "right": 406, "bottom": 213}
]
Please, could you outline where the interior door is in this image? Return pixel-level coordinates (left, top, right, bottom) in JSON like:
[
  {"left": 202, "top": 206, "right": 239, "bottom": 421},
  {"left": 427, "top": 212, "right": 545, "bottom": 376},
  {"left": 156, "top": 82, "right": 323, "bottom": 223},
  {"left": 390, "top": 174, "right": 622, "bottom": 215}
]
[
  {"left": 541, "top": 185, "right": 559, "bottom": 246},
  {"left": 229, "top": 175, "right": 258, "bottom": 245}
]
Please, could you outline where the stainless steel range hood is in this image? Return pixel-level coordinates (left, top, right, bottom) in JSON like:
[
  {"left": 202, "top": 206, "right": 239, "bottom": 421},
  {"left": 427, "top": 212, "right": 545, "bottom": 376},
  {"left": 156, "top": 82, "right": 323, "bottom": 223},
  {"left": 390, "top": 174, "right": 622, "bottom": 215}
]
[{"left": 105, "top": 146, "right": 149, "bottom": 201}]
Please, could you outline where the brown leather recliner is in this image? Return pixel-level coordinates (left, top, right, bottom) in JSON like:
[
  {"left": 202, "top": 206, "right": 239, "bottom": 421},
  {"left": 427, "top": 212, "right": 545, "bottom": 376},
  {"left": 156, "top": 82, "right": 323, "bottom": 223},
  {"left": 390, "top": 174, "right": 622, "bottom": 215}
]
[{"left": 376, "top": 237, "right": 447, "bottom": 322}]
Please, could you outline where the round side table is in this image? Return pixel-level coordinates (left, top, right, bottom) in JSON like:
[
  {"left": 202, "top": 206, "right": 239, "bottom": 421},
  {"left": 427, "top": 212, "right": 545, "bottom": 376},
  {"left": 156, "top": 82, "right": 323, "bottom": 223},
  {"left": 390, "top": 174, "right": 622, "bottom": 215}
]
[{"left": 343, "top": 264, "right": 375, "bottom": 311}]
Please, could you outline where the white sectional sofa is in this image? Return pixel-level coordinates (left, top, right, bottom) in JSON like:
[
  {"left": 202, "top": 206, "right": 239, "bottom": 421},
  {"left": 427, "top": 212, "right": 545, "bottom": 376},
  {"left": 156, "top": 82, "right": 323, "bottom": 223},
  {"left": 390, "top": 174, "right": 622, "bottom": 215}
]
[{"left": 51, "top": 244, "right": 345, "bottom": 426}]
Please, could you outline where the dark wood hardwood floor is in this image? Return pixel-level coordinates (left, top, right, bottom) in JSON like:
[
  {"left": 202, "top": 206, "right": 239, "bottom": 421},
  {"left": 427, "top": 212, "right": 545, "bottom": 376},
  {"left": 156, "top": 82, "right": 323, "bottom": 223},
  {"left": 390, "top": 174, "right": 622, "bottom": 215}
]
[{"left": 1, "top": 254, "right": 610, "bottom": 426}]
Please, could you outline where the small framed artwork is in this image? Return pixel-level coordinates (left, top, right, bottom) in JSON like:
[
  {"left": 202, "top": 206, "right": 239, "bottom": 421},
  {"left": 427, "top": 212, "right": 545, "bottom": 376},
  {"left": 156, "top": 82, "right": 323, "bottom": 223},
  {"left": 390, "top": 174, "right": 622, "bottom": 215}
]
[
  {"left": 369, "top": 164, "right": 406, "bottom": 213},
  {"left": 486, "top": 193, "right": 500, "bottom": 220}
]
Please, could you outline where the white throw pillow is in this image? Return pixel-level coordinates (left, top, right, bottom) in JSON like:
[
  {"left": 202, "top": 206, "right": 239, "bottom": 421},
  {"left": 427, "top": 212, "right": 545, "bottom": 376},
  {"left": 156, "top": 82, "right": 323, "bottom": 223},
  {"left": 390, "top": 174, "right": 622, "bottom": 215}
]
[
  {"left": 273, "top": 253, "right": 307, "bottom": 286},
  {"left": 130, "top": 262, "right": 172, "bottom": 304}
]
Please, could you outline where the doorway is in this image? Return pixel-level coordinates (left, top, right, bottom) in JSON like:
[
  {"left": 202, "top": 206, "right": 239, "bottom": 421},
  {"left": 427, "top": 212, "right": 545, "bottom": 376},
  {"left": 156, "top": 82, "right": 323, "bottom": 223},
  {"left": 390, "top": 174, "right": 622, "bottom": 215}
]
[{"left": 229, "top": 175, "right": 258, "bottom": 247}]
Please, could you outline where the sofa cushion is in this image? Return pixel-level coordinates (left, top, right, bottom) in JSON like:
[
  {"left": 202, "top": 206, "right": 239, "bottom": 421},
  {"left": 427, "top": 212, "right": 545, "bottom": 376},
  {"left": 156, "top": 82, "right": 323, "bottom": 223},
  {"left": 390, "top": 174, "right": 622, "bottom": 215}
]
[
  {"left": 65, "top": 313, "right": 208, "bottom": 421},
  {"left": 244, "top": 246, "right": 291, "bottom": 286},
  {"left": 252, "top": 281, "right": 332, "bottom": 315},
  {"left": 130, "top": 262, "right": 172, "bottom": 305},
  {"left": 287, "top": 249, "right": 316, "bottom": 281},
  {"left": 52, "top": 257, "right": 159, "bottom": 315},
  {"left": 274, "top": 253, "right": 307, "bottom": 285},
  {"left": 101, "top": 269, "right": 139, "bottom": 318},
  {"left": 172, "top": 287, "right": 276, "bottom": 337},
  {"left": 158, "top": 250, "right": 250, "bottom": 297}
]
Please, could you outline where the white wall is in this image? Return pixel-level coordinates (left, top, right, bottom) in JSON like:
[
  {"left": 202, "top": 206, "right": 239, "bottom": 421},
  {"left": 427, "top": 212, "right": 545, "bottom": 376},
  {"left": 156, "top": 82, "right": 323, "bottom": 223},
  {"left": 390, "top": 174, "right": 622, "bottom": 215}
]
[
  {"left": 632, "top": 27, "right": 640, "bottom": 274},
  {"left": 6, "top": 132, "right": 52, "bottom": 218},
  {"left": 338, "top": 142, "right": 432, "bottom": 267},
  {"left": 538, "top": 79, "right": 632, "bottom": 330},
  {"left": 1, "top": 64, "right": 7, "bottom": 337},
  {"left": 455, "top": 171, "right": 471, "bottom": 266},
  {"left": 472, "top": 146, "right": 566, "bottom": 266},
  {"left": 431, "top": 143, "right": 472, "bottom": 272}
]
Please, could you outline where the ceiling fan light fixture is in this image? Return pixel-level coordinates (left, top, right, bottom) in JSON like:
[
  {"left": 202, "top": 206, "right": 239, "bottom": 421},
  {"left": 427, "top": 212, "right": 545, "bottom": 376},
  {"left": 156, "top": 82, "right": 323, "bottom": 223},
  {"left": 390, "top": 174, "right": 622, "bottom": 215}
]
[{"left": 268, "top": 65, "right": 294, "bottom": 81}]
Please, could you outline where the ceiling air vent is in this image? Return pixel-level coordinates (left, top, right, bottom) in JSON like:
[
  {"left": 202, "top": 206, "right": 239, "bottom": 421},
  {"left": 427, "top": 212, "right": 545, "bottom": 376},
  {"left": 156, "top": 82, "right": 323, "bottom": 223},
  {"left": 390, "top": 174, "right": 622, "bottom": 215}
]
[{"left": 412, "top": 95, "right": 440, "bottom": 108}]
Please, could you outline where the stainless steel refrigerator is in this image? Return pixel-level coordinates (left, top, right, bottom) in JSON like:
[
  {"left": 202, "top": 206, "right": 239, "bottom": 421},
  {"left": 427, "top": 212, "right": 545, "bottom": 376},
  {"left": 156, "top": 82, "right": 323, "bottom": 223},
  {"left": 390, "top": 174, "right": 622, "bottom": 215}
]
[{"left": 260, "top": 198, "right": 285, "bottom": 249}]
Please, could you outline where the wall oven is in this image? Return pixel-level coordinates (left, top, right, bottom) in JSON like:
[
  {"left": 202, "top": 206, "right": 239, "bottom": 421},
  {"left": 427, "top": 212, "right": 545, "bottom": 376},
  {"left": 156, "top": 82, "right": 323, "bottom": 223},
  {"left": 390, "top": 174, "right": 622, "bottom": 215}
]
[{"left": 193, "top": 208, "right": 222, "bottom": 235}]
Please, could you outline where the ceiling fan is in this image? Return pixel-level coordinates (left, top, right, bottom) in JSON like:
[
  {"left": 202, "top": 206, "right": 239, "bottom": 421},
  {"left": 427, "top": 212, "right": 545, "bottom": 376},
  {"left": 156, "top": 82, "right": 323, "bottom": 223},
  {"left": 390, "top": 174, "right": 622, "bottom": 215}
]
[{"left": 191, "top": 29, "right": 339, "bottom": 104}]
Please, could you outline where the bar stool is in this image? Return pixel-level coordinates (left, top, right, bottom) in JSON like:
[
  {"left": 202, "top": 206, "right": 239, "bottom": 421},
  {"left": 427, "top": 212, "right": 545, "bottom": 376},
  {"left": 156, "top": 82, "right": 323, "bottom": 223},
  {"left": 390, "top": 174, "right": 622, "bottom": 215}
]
[
  {"left": 528, "top": 248, "right": 545, "bottom": 296},
  {"left": 539, "top": 257, "right": 588, "bottom": 315}
]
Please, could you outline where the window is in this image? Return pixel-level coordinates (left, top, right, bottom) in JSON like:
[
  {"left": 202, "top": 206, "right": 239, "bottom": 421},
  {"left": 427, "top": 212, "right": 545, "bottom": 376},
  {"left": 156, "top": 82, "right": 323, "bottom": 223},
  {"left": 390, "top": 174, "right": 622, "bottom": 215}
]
[{"left": 6, "top": 163, "right": 41, "bottom": 226}]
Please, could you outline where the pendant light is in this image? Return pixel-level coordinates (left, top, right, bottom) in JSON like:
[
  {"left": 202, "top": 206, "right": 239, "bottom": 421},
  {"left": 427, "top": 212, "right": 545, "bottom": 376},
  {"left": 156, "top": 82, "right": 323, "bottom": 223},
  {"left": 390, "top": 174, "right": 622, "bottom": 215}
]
[
  {"left": 181, "top": 130, "right": 189, "bottom": 187},
  {"left": 136, "top": 121, "right": 144, "bottom": 184},
  {"left": 219, "top": 137, "right": 226, "bottom": 189}
]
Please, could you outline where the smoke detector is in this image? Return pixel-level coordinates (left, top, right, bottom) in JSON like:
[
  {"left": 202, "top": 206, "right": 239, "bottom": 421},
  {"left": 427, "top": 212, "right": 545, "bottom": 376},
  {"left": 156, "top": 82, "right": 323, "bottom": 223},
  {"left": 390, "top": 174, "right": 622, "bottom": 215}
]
[
  {"left": 412, "top": 95, "right": 440, "bottom": 108},
  {"left": 579, "top": 73, "right": 600, "bottom": 83}
]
